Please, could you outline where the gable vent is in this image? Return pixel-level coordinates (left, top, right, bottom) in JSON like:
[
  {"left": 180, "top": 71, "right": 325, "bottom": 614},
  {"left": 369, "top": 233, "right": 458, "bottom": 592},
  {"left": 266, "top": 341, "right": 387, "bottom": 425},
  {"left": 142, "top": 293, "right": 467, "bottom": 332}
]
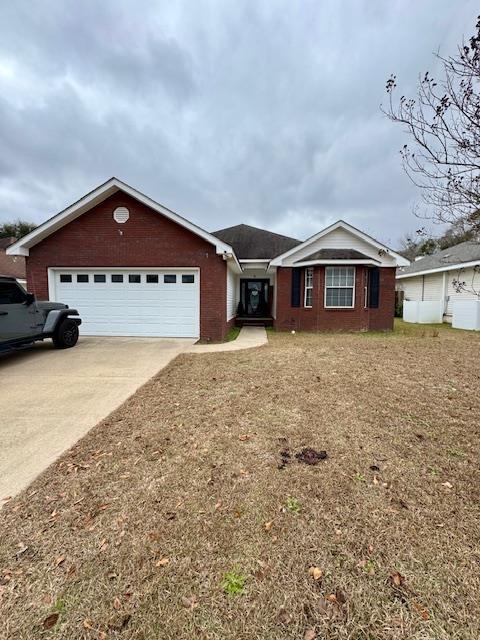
[{"left": 113, "top": 207, "right": 130, "bottom": 223}]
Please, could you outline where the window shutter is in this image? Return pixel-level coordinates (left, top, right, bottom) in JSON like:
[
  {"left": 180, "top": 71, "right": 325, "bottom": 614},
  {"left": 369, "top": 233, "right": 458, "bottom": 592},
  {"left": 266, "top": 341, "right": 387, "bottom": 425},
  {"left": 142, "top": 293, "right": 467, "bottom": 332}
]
[
  {"left": 291, "top": 268, "right": 302, "bottom": 307},
  {"left": 368, "top": 267, "right": 380, "bottom": 309}
]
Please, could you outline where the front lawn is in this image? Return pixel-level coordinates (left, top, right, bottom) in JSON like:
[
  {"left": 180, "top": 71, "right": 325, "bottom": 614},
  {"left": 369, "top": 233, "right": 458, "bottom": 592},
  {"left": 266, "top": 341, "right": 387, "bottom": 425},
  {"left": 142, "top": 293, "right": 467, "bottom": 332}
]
[{"left": 1, "top": 324, "right": 479, "bottom": 639}]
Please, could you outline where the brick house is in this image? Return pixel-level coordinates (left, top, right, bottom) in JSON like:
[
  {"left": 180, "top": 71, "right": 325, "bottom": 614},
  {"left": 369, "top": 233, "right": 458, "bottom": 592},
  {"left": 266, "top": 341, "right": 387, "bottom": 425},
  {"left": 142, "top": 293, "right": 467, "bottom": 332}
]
[{"left": 7, "top": 178, "right": 408, "bottom": 340}]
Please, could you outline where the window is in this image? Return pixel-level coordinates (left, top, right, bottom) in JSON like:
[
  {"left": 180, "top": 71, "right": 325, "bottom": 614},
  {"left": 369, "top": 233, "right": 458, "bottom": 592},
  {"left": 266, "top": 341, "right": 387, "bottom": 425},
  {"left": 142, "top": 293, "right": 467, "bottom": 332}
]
[
  {"left": 304, "top": 267, "right": 313, "bottom": 307},
  {"left": 325, "top": 266, "right": 355, "bottom": 308},
  {"left": 94, "top": 274, "right": 106, "bottom": 283},
  {"left": 111, "top": 274, "right": 123, "bottom": 283},
  {"left": 164, "top": 274, "right": 177, "bottom": 284},
  {"left": 146, "top": 274, "right": 159, "bottom": 283},
  {"left": 182, "top": 274, "right": 194, "bottom": 284},
  {"left": 0, "top": 282, "right": 27, "bottom": 304},
  {"left": 128, "top": 274, "right": 141, "bottom": 283},
  {"left": 60, "top": 274, "right": 72, "bottom": 283},
  {"left": 77, "top": 274, "right": 89, "bottom": 283}
]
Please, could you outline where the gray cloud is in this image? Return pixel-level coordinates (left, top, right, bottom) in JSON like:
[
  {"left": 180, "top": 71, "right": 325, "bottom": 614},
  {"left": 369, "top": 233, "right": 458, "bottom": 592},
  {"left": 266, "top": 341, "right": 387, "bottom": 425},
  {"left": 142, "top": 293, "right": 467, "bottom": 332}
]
[{"left": 0, "top": 0, "right": 478, "bottom": 248}]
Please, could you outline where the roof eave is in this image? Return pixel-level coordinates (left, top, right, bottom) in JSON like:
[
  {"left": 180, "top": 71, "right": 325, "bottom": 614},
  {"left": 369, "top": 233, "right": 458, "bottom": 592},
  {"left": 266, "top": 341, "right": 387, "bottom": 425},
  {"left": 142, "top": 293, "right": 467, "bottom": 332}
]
[
  {"left": 396, "top": 259, "right": 480, "bottom": 279},
  {"left": 293, "top": 259, "right": 380, "bottom": 267}
]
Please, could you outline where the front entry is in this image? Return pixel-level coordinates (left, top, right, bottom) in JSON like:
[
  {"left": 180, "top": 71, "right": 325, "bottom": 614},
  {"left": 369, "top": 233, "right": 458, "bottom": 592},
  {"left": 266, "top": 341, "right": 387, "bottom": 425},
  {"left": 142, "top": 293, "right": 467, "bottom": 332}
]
[{"left": 240, "top": 279, "right": 270, "bottom": 316}]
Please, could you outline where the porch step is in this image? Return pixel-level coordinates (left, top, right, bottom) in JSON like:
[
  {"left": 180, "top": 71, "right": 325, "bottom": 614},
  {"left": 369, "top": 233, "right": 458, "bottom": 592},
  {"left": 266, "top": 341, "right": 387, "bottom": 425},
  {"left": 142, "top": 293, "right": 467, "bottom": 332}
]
[{"left": 235, "top": 316, "right": 273, "bottom": 327}]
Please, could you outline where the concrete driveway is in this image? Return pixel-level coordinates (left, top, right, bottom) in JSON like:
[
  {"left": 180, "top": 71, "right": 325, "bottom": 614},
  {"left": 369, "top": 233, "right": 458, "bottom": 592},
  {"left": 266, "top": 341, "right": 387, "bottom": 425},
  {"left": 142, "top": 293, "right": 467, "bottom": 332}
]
[{"left": 0, "top": 336, "right": 195, "bottom": 500}]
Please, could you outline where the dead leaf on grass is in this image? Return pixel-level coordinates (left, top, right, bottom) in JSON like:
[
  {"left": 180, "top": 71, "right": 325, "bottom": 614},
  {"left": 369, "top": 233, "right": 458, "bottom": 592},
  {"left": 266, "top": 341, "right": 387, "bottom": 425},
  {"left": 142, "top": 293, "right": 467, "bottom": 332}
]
[
  {"left": 442, "top": 481, "right": 453, "bottom": 489},
  {"left": 113, "top": 596, "right": 121, "bottom": 610},
  {"left": 411, "top": 600, "right": 430, "bottom": 620},
  {"left": 264, "top": 520, "right": 273, "bottom": 532},
  {"left": 304, "top": 627, "right": 316, "bottom": 640},
  {"left": 308, "top": 566, "right": 322, "bottom": 581},
  {"left": 238, "top": 434, "right": 251, "bottom": 441},
  {"left": 156, "top": 557, "right": 170, "bottom": 567},
  {"left": 181, "top": 594, "right": 198, "bottom": 610},
  {"left": 390, "top": 572, "right": 405, "bottom": 588},
  {"left": 276, "top": 607, "right": 292, "bottom": 625},
  {"left": 42, "top": 613, "right": 59, "bottom": 629},
  {"left": 54, "top": 555, "right": 66, "bottom": 567}
]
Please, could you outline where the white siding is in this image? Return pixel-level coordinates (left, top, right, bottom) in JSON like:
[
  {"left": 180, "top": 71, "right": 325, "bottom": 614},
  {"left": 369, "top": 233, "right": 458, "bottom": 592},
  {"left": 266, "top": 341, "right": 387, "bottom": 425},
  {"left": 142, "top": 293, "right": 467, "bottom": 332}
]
[
  {"left": 226, "top": 266, "right": 238, "bottom": 320},
  {"left": 422, "top": 272, "right": 444, "bottom": 301},
  {"left": 283, "top": 228, "right": 397, "bottom": 267},
  {"left": 397, "top": 275, "right": 424, "bottom": 301},
  {"left": 446, "top": 267, "right": 480, "bottom": 316}
]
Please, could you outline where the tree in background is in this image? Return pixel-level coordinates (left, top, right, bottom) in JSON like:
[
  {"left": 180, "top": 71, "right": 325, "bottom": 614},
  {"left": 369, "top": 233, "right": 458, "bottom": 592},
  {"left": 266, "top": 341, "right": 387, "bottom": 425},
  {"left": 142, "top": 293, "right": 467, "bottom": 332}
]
[
  {"left": 384, "top": 16, "right": 480, "bottom": 234},
  {"left": 398, "top": 221, "right": 476, "bottom": 260},
  {"left": 0, "top": 220, "right": 37, "bottom": 240}
]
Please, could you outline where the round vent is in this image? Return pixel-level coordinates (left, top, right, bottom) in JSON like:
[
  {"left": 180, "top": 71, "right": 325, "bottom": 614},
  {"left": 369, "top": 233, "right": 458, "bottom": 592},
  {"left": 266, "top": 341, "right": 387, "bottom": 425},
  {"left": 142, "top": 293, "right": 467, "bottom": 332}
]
[{"left": 113, "top": 207, "right": 130, "bottom": 223}]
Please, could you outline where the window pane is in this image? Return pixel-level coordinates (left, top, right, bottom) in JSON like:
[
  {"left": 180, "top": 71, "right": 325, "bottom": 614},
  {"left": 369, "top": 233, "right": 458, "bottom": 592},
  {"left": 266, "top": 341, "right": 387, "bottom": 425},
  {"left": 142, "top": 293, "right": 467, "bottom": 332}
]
[
  {"left": 77, "top": 274, "right": 89, "bottom": 283},
  {"left": 94, "top": 274, "right": 106, "bottom": 283},
  {"left": 128, "top": 274, "right": 141, "bottom": 283},
  {"left": 60, "top": 274, "right": 72, "bottom": 283},
  {"left": 326, "top": 287, "right": 353, "bottom": 307},
  {"left": 305, "top": 267, "right": 313, "bottom": 287},
  {"left": 326, "top": 266, "right": 354, "bottom": 287},
  {"left": 164, "top": 274, "right": 177, "bottom": 283},
  {"left": 182, "top": 274, "right": 194, "bottom": 284},
  {"left": 305, "top": 289, "right": 313, "bottom": 307},
  {"left": 146, "top": 274, "right": 159, "bottom": 283},
  {"left": 111, "top": 274, "right": 123, "bottom": 283}
]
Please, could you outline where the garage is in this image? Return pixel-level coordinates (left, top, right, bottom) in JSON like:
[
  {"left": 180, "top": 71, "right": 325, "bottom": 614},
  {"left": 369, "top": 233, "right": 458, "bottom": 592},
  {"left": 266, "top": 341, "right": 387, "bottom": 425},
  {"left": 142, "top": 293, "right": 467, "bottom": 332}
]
[{"left": 49, "top": 268, "right": 200, "bottom": 338}]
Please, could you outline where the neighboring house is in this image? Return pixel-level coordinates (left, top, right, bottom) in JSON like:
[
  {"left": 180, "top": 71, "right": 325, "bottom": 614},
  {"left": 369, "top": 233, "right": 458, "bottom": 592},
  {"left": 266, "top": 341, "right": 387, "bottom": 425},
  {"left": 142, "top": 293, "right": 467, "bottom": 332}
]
[
  {"left": 7, "top": 178, "right": 408, "bottom": 340},
  {"left": 0, "top": 236, "right": 26, "bottom": 287},
  {"left": 396, "top": 240, "right": 480, "bottom": 323}
]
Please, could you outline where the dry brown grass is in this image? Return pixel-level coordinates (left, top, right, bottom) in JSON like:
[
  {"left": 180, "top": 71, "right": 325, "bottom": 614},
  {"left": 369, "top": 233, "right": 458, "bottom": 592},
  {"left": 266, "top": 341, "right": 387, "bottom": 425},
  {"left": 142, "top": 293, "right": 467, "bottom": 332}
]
[{"left": 1, "top": 323, "right": 480, "bottom": 639}]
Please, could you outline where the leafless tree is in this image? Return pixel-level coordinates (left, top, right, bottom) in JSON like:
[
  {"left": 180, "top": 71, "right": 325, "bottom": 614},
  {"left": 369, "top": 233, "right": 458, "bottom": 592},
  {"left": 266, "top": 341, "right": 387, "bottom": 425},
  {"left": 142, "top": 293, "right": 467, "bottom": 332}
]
[{"left": 383, "top": 16, "right": 480, "bottom": 234}]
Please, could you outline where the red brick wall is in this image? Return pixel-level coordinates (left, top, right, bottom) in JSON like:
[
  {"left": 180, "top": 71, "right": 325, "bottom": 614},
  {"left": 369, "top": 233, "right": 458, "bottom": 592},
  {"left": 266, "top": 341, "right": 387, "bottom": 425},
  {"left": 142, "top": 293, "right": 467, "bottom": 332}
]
[
  {"left": 275, "top": 266, "right": 396, "bottom": 332},
  {"left": 26, "top": 192, "right": 229, "bottom": 341}
]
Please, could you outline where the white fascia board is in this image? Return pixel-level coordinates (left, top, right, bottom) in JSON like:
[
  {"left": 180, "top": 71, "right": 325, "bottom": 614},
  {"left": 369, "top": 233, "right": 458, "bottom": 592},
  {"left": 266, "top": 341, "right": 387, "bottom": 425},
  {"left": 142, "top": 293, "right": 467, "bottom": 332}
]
[
  {"left": 269, "top": 220, "right": 409, "bottom": 267},
  {"left": 6, "top": 177, "right": 235, "bottom": 258},
  {"left": 396, "top": 259, "right": 480, "bottom": 279},
  {"left": 240, "top": 259, "right": 270, "bottom": 263},
  {"left": 293, "top": 259, "right": 379, "bottom": 267}
]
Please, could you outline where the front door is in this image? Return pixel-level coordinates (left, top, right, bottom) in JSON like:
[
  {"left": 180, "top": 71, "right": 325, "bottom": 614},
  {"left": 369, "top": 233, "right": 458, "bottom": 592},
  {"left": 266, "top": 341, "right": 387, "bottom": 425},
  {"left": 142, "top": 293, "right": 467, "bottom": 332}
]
[{"left": 240, "top": 279, "right": 269, "bottom": 316}]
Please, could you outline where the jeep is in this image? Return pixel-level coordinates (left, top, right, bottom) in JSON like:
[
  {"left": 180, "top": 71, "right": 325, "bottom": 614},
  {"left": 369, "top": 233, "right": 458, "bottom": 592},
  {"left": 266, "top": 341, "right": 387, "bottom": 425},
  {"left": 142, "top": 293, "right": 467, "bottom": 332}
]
[{"left": 0, "top": 275, "right": 82, "bottom": 354}]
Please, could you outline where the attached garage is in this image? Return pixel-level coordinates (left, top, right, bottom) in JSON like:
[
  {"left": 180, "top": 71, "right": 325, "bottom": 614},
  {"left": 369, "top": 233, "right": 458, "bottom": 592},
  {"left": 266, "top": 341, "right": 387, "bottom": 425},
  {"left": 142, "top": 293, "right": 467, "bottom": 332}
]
[{"left": 49, "top": 268, "right": 200, "bottom": 337}]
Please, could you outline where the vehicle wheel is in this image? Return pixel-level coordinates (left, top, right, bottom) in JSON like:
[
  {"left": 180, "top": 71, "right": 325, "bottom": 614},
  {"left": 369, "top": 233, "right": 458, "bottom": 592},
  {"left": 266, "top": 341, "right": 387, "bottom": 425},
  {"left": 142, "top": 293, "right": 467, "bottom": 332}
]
[{"left": 52, "top": 318, "right": 79, "bottom": 349}]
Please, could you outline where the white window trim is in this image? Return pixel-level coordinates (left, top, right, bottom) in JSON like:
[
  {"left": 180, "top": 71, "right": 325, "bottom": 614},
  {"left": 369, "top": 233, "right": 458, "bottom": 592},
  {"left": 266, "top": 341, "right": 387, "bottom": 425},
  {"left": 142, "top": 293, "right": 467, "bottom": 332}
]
[
  {"left": 304, "top": 267, "right": 313, "bottom": 308},
  {"left": 324, "top": 266, "right": 356, "bottom": 309}
]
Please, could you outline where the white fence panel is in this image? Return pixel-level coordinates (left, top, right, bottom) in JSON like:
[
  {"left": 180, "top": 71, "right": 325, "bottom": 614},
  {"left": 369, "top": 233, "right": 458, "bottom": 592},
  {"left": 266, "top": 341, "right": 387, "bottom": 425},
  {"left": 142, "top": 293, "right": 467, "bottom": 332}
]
[
  {"left": 403, "top": 300, "right": 443, "bottom": 324},
  {"left": 452, "top": 300, "right": 480, "bottom": 330}
]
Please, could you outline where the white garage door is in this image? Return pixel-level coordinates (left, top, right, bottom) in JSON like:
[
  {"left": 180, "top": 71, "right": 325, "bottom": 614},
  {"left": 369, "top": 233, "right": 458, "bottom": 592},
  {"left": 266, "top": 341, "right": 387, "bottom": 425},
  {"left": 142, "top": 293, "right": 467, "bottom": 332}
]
[{"left": 50, "top": 268, "right": 200, "bottom": 337}]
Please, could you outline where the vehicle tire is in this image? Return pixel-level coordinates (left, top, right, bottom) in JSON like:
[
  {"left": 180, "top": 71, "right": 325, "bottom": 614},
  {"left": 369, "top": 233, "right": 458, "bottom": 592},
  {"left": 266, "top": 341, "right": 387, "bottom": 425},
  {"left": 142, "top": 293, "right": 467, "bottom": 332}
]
[{"left": 52, "top": 318, "right": 79, "bottom": 349}]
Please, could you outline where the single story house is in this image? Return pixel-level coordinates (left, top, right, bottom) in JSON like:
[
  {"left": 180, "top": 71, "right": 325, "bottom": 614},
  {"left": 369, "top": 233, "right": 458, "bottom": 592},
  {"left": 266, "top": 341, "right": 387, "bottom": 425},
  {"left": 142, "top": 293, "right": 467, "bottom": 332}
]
[
  {"left": 7, "top": 178, "right": 408, "bottom": 340},
  {"left": 0, "top": 236, "right": 26, "bottom": 286},
  {"left": 396, "top": 240, "right": 480, "bottom": 323}
]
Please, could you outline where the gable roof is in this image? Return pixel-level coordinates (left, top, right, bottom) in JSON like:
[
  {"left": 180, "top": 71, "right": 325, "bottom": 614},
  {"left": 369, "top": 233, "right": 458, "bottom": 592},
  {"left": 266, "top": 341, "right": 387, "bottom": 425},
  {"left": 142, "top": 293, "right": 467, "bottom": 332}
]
[
  {"left": 397, "top": 240, "right": 480, "bottom": 279},
  {"left": 270, "top": 220, "right": 410, "bottom": 267},
  {"left": 295, "top": 248, "right": 378, "bottom": 263},
  {"left": 213, "top": 224, "right": 301, "bottom": 260},
  {"left": 7, "top": 178, "right": 236, "bottom": 259}
]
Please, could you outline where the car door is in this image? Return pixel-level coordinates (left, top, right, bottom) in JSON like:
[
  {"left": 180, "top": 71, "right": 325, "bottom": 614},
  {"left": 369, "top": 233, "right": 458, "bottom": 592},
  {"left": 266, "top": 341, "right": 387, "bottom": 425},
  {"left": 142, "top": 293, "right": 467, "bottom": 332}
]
[{"left": 0, "top": 281, "right": 39, "bottom": 342}]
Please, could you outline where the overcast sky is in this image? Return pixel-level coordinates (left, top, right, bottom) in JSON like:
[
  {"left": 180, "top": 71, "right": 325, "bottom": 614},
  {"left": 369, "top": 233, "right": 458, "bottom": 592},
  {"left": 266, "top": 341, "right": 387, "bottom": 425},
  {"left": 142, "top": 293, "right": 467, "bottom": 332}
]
[{"left": 0, "top": 1, "right": 478, "bottom": 247}]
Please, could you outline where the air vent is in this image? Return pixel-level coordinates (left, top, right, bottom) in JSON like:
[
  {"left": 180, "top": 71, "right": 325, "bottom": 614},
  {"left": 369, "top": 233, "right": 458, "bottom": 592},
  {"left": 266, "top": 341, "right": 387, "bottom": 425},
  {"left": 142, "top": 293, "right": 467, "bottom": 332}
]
[{"left": 113, "top": 207, "right": 130, "bottom": 223}]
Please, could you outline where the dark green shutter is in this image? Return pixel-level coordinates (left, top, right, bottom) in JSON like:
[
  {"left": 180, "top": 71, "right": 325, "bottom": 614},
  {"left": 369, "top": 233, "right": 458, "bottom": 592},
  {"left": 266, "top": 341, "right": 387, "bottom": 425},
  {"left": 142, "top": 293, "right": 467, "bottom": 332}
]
[
  {"left": 291, "top": 268, "right": 302, "bottom": 307},
  {"left": 368, "top": 267, "right": 380, "bottom": 309}
]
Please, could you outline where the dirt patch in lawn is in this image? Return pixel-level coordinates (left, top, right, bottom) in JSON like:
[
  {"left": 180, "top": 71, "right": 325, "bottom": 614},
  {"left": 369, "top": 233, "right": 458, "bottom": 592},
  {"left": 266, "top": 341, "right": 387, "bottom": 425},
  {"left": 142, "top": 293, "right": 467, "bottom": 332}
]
[{"left": 1, "top": 325, "right": 480, "bottom": 639}]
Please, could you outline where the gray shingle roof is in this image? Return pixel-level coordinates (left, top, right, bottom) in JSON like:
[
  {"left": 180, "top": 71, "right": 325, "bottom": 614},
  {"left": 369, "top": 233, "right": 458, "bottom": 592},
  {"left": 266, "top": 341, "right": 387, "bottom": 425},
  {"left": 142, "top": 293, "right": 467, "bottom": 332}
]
[
  {"left": 295, "top": 248, "right": 376, "bottom": 263},
  {"left": 399, "top": 240, "right": 480, "bottom": 276},
  {"left": 212, "top": 224, "right": 301, "bottom": 260}
]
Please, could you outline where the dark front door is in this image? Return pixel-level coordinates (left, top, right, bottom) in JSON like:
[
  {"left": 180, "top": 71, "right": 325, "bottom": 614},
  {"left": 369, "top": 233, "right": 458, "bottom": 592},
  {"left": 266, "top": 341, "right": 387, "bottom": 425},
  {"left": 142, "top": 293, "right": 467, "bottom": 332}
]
[{"left": 240, "top": 279, "right": 269, "bottom": 316}]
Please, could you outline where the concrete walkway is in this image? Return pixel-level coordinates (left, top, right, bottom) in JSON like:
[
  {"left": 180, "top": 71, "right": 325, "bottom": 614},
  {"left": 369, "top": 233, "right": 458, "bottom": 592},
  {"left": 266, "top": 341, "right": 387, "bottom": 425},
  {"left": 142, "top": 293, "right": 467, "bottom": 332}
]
[
  {"left": 187, "top": 325, "right": 268, "bottom": 353},
  {"left": 0, "top": 336, "right": 195, "bottom": 500}
]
